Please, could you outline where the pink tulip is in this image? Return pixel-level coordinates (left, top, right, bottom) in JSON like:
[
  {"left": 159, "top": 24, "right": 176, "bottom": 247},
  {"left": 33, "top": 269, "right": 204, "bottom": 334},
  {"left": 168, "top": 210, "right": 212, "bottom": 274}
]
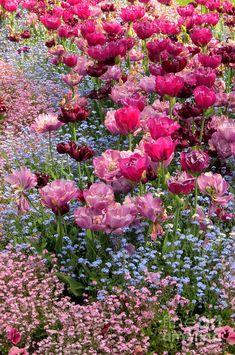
[
  {"left": 209, "top": 132, "right": 232, "bottom": 159},
  {"left": 135, "top": 193, "right": 162, "bottom": 222},
  {"left": 104, "top": 203, "right": 136, "bottom": 233},
  {"left": 138, "top": 76, "right": 156, "bottom": 93},
  {"left": 120, "top": 5, "right": 145, "bottom": 22},
  {"left": 119, "top": 153, "right": 149, "bottom": 182},
  {"left": 177, "top": 5, "right": 194, "bottom": 17},
  {"left": 93, "top": 149, "right": 123, "bottom": 182},
  {"left": 8, "top": 347, "right": 28, "bottom": 355},
  {"left": 167, "top": 172, "right": 195, "bottom": 195},
  {"left": 74, "top": 206, "right": 107, "bottom": 231},
  {"left": 40, "top": 14, "right": 61, "bottom": 30},
  {"left": 180, "top": 150, "right": 210, "bottom": 173},
  {"left": 62, "top": 54, "right": 78, "bottom": 67},
  {"left": 193, "top": 68, "right": 216, "bottom": 88},
  {"left": 217, "top": 119, "right": 235, "bottom": 143},
  {"left": 148, "top": 116, "right": 180, "bottom": 140},
  {"left": 39, "top": 180, "right": 79, "bottom": 214},
  {"left": 5, "top": 167, "right": 37, "bottom": 192},
  {"left": 194, "top": 86, "right": 216, "bottom": 109},
  {"left": 190, "top": 27, "right": 212, "bottom": 47},
  {"left": 198, "top": 53, "right": 221, "bottom": 69},
  {"left": 83, "top": 182, "right": 114, "bottom": 210},
  {"left": 155, "top": 74, "right": 184, "bottom": 97},
  {"left": 104, "top": 110, "right": 120, "bottom": 135},
  {"left": 31, "top": 113, "right": 64, "bottom": 133},
  {"left": 144, "top": 137, "right": 176, "bottom": 162},
  {"left": 114, "top": 106, "right": 140, "bottom": 135},
  {"left": 197, "top": 173, "right": 232, "bottom": 209}
]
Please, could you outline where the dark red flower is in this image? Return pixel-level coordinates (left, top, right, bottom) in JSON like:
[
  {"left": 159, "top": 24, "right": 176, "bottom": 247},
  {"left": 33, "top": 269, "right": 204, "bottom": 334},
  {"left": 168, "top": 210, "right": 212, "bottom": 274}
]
[
  {"left": 35, "top": 173, "right": 50, "bottom": 188},
  {"left": 86, "top": 63, "right": 108, "bottom": 77},
  {"left": 162, "top": 57, "right": 187, "bottom": 73},
  {"left": 59, "top": 104, "right": 89, "bottom": 123}
]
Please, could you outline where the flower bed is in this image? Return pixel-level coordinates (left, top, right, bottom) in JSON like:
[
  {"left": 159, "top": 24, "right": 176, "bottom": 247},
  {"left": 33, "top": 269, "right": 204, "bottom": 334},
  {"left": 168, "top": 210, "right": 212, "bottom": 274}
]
[{"left": 0, "top": 0, "right": 235, "bottom": 353}]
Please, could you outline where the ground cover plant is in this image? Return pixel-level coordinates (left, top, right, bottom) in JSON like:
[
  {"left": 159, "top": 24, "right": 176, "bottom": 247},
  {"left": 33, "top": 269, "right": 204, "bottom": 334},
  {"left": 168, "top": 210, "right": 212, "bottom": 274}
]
[{"left": 0, "top": 0, "right": 235, "bottom": 353}]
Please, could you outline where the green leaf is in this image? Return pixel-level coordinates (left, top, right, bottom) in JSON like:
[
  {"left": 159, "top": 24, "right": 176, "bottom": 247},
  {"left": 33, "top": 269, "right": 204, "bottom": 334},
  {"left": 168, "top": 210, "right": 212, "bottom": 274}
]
[{"left": 56, "top": 272, "right": 85, "bottom": 296}]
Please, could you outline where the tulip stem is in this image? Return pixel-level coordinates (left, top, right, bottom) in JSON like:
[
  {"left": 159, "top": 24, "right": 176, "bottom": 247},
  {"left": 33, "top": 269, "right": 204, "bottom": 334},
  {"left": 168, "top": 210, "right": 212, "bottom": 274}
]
[
  {"left": 72, "top": 123, "right": 77, "bottom": 142},
  {"left": 128, "top": 133, "right": 133, "bottom": 151},
  {"left": 78, "top": 161, "right": 82, "bottom": 179},
  {"left": 24, "top": 193, "right": 39, "bottom": 213},
  {"left": 194, "top": 182, "right": 198, "bottom": 215},
  {"left": 199, "top": 112, "right": 206, "bottom": 142},
  {"left": 139, "top": 181, "right": 144, "bottom": 196},
  {"left": 48, "top": 131, "right": 55, "bottom": 170},
  {"left": 173, "top": 207, "right": 180, "bottom": 238},
  {"left": 169, "top": 97, "right": 174, "bottom": 119},
  {"left": 193, "top": 182, "right": 199, "bottom": 235},
  {"left": 56, "top": 212, "right": 64, "bottom": 254}
]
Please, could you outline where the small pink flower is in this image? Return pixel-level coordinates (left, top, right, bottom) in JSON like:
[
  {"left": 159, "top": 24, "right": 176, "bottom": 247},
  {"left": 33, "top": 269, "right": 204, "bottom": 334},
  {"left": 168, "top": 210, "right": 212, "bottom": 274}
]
[
  {"left": 216, "top": 326, "right": 235, "bottom": 345},
  {"left": 5, "top": 167, "right": 37, "bottom": 192},
  {"left": 31, "top": 113, "right": 64, "bottom": 133},
  {"left": 8, "top": 347, "right": 28, "bottom": 355},
  {"left": 6, "top": 327, "right": 21, "bottom": 345}
]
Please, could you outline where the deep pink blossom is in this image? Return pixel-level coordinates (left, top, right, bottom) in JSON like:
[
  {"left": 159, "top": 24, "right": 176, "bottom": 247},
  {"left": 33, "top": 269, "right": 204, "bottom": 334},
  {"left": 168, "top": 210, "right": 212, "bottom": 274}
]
[
  {"left": 144, "top": 137, "right": 176, "bottom": 162},
  {"left": 194, "top": 86, "right": 216, "bottom": 109},
  {"left": 114, "top": 106, "right": 140, "bottom": 135},
  {"left": 180, "top": 150, "right": 210, "bottom": 173},
  {"left": 168, "top": 172, "right": 195, "bottom": 195},
  {"left": 119, "top": 153, "right": 149, "bottom": 182},
  {"left": 190, "top": 27, "right": 212, "bottom": 47},
  {"left": 148, "top": 116, "right": 180, "bottom": 140},
  {"left": 6, "top": 327, "right": 21, "bottom": 345},
  {"left": 155, "top": 74, "right": 184, "bottom": 97}
]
